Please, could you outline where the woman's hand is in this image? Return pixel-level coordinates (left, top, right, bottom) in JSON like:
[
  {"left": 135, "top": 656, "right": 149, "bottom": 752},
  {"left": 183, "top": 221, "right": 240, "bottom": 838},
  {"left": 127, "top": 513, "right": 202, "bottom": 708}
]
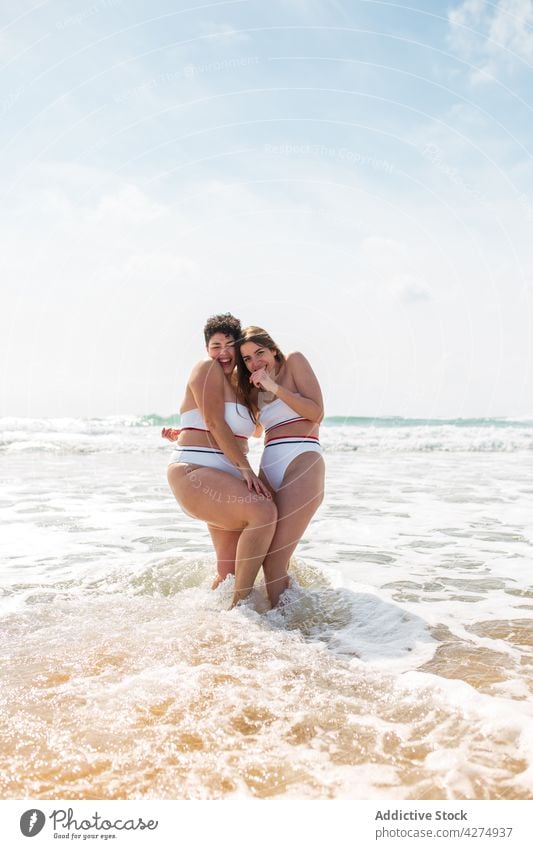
[
  {"left": 161, "top": 427, "right": 180, "bottom": 442},
  {"left": 249, "top": 367, "right": 278, "bottom": 395},
  {"left": 239, "top": 466, "right": 273, "bottom": 498}
]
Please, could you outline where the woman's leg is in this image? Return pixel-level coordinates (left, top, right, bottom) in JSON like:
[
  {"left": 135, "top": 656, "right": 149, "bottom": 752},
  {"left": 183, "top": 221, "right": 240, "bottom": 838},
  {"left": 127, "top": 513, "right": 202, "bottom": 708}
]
[
  {"left": 167, "top": 464, "right": 277, "bottom": 606},
  {"left": 262, "top": 454, "right": 325, "bottom": 607},
  {"left": 208, "top": 525, "right": 241, "bottom": 588}
]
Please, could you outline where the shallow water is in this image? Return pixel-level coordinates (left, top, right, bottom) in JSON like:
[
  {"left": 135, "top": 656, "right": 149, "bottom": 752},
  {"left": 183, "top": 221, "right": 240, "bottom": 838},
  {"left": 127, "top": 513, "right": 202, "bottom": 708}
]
[{"left": 1, "top": 423, "right": 532, "bottom": 799}]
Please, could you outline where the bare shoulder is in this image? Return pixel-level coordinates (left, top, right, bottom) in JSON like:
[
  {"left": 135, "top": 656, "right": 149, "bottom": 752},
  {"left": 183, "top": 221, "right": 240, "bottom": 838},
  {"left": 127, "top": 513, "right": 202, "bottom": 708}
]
[
  {"left": 285, "top": 351, "right": 322, "bottom": 396},
  {"left": 285, "top": 351, "right": 312, "bottom": 370},
  {"left": 189, "top": 358, "right": 223, "bottom": 387},
  {"left": 190, "top": 358, "right": 221, "bottom": 378}
]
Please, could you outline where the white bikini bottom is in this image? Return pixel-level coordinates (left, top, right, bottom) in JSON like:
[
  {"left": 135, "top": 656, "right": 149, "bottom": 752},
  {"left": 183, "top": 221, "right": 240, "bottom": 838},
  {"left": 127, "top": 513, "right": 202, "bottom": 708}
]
[
  {"left": 260, "top": 437, "right": 322, "bottom": 491},
  {"left": 168, "top": 446, "right": 241, "bottom": 478}
]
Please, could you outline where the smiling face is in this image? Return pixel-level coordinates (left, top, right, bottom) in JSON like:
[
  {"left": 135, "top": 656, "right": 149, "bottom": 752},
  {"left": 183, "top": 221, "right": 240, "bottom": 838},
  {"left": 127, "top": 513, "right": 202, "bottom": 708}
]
[
  {"left": 240, "top": 341, "right": 278, "bottom": 374},
  {"left": 206, "top": 332, "right": 236, "bottom": 375}
]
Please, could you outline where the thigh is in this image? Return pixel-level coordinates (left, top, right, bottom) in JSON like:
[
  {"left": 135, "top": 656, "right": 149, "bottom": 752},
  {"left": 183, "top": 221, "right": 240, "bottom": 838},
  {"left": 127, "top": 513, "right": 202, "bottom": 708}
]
[
  {"left": 272, "top": 453, "right": 324, "bottom": 543},
  {"left": 167, "top": 463, "right": 272, "bottom": 530}
]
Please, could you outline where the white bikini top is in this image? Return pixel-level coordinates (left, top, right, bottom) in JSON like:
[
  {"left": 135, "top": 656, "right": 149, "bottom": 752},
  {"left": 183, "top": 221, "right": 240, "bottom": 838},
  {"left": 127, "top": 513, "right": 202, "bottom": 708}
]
[
  {"left": 257, "top": 395, "right": 307, "bottom": 434},
  {"left": 180, "top": 402, "right": 255, "bottom": 439}
]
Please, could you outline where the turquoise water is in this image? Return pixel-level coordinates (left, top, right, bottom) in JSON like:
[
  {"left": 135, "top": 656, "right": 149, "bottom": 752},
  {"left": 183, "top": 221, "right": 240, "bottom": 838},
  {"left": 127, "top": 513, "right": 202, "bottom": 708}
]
[
  {"left": 2, "top": 416, "right": 532, "bottom": 455},
  {"left": 142, "top": 414, "right": 533, "bottom": 429}
]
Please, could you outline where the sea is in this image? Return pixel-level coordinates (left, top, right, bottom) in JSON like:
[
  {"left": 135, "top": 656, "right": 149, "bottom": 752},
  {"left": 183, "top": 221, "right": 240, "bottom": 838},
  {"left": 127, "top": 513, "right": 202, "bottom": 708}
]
[{"left": 1, "top": 415, "right": 532, "bottom": 800}]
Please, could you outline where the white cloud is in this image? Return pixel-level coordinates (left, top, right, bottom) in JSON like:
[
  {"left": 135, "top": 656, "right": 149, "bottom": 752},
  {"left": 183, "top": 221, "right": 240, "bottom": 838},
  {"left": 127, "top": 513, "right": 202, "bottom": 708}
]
[
  {"left": 448, "top": 0, "right": 533, "bottom": 81},
  {"left": 393, "top": 274, "right": 432, "bottom": 303},
  {"left": 488, "top": 0, "right": 533, "bottom": 59},
  {"left": 356, "top": 238, "right": 432, "bottom": 304}
]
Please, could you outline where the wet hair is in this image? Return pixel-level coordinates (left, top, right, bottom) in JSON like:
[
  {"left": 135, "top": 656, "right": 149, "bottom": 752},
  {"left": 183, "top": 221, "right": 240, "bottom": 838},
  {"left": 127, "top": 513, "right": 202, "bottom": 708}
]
[
  {"left": 203, "top": 313, "right": 242, "bottom": 346},
  {"left": 236, "top": 326, "right": 286, "bottom": 416}
]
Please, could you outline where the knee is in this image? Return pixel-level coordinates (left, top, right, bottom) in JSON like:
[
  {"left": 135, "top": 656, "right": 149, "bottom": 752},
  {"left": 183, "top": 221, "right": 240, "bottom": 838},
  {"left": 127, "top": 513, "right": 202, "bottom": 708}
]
[
  {"left": 248, "top": 497, "right": 277, "bottom": 528},
  {"left": 262, "top": 498, "right": 278, "bottom": 526}
]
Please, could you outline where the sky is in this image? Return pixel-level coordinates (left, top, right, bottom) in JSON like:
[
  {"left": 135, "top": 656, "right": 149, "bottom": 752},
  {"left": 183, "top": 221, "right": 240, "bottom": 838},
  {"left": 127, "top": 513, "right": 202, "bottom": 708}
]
[{"left": 1, "top": 0, "right": 532, "bottom": 419}]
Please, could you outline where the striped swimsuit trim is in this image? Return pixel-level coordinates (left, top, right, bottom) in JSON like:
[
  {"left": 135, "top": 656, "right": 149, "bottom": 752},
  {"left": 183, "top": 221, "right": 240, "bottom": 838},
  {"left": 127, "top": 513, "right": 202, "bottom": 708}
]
[
  {"left": 264, "top": 417, "right": 307, "bottom": 434},
  {"left": 264, "top": 435, "right": 320, "bottom": 447},
  {"left": 175, "top": 446, "right": 224, "bottom": 455}
]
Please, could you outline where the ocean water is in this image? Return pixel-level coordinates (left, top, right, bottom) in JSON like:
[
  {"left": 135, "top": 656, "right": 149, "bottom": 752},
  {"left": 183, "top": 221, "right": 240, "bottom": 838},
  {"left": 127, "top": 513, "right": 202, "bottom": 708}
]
[{"left": 1, "top": 416, "right": 532, "bottom": 800}]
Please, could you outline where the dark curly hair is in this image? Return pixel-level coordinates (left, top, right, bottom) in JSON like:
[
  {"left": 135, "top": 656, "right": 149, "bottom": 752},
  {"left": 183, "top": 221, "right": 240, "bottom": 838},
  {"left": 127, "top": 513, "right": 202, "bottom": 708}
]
[{"left": 203, "top": 313, "right": 242, "bottom": 345}]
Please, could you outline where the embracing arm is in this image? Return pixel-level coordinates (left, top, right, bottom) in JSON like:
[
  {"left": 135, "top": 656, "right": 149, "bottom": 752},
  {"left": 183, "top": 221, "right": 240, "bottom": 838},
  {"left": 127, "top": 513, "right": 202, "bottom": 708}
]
[
  {"left": 271, "top": 352, "right": 324, "bottom": 423},
  {"left": 189, "top": 360, "right": 251, "bottom": 470},
  {"left": 190, "top": 361, "right": 271, "bottom": 497}
]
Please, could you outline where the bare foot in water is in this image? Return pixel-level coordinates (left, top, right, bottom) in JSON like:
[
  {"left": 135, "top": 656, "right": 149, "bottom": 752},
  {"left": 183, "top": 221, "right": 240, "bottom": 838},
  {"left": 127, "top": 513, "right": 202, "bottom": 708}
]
[{"left": 211, "top": 575, "right": 224, "bottom": 590}]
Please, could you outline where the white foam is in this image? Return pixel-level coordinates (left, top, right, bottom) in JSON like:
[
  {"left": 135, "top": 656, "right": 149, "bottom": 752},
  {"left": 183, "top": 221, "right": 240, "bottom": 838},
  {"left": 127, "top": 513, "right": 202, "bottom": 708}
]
[{"left": 1, "top": 435, "right": 532, "bottom": 799}]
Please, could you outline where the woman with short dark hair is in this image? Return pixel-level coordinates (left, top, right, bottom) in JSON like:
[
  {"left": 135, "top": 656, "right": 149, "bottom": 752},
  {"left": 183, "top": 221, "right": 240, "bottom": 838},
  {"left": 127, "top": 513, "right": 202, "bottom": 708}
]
[{"left": 165, "top": 314, "right": 277, "bottom": 607}]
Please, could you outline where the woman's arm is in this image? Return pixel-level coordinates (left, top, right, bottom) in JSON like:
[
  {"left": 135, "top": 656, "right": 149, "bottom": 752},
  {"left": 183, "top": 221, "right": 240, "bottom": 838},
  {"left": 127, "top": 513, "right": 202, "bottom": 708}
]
[
  {"left": 189, "top": 360, "right": 250, "bottom": 469},
  {"left": 253, "top": 352, "right": 324, "bottom": 423},
  {"left": 190, "top": 360, "right": 271, "bottom": 497}
]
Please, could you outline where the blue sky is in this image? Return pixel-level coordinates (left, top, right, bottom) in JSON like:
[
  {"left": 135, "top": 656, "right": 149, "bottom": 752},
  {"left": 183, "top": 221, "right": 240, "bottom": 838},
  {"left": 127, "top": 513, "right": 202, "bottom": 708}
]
[{"left": 1, "top": 0, "right": 532, "bottom": 417}]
